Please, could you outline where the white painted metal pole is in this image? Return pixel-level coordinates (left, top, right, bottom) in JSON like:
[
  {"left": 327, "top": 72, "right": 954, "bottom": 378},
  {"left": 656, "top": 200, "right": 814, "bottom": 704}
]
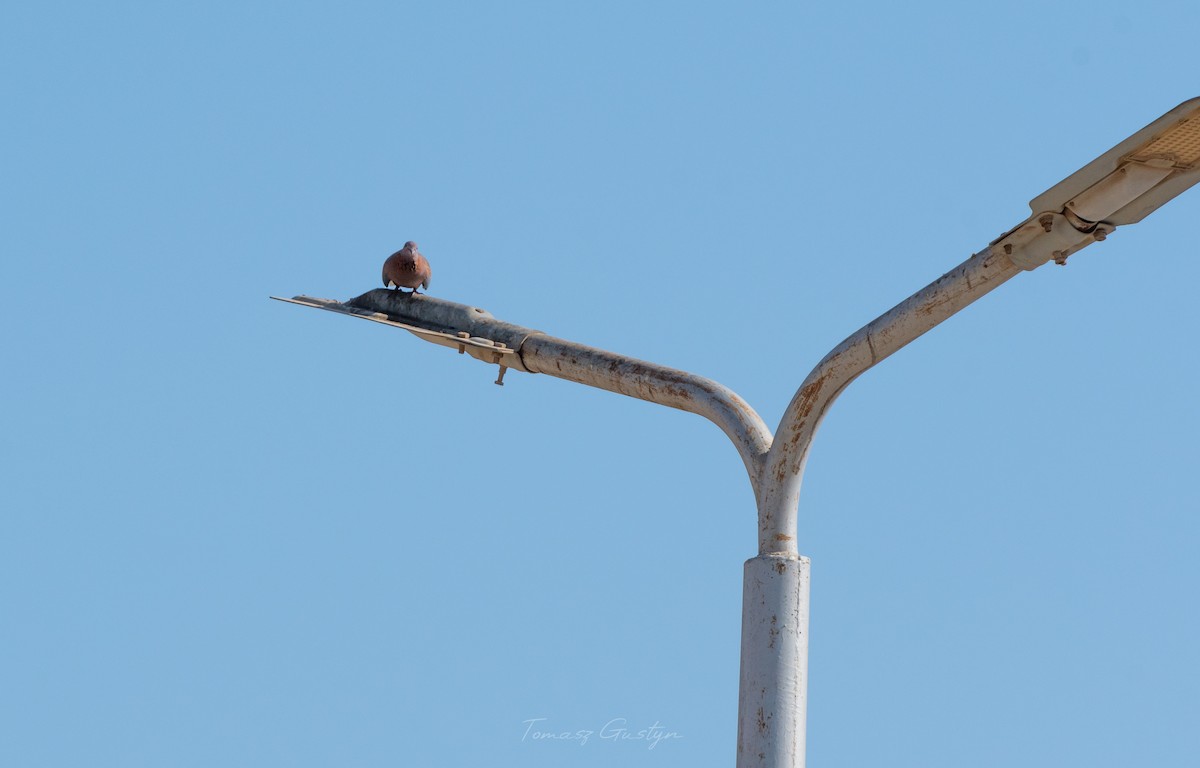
[
  {"left": 738, "top": 247, "right": 1023, "bottom": 768},
  {"left": 737, "top": 554, "right": 811, "bottom": 768}
]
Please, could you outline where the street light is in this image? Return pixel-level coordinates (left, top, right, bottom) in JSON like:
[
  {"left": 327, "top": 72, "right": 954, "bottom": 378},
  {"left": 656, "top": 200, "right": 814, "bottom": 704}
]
[{"left": 274, "top": 97, "right": 1200, "bottom": 768}]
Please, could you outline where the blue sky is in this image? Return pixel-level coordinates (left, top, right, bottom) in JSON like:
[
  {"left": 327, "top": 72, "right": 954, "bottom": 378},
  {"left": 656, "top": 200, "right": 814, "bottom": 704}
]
[{"left": 3, "top": 2, "right": 1198, "bottom": 766}]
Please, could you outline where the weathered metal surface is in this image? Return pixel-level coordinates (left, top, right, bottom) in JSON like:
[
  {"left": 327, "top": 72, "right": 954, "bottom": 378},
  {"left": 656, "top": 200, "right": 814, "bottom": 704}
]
[
  {"left": 343, "top": 289, "right": 543, "bottom": 357},
  {"left": 271, "top": 293, "right": 529, "bottom": 370},
  {"left": 756, "top": 247, "right": 1023, "bottom": 556},
  {"left": 520, "top": 335, "right": 771, "bottom": 494},
  {"left": 991, "top": 211, "right": 1113, "bottom": 270},
  {"left": 272, "top": 290, "right": 773, "bottom": 493},
  {"left": 737, "top": 554, "right": 810, "bottom": 768}
]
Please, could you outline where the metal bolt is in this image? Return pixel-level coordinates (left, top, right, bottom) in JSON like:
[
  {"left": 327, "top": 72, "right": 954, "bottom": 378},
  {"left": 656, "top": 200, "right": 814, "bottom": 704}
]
[
  {"left": 495, "top": 366, "right": 507, "bottom": 386},
  {"left": 1053, "top": 251, "right": 1068, "bottom": 266},
  {"left": 1093, "top": 229, "right": 1108, "bottom": 242},
  {"left": 1003, "top": 243, "right": 1013, "bottom": 255},
  {"left": 1039, "top": 215, "right": 1054, "bottom": 233}
]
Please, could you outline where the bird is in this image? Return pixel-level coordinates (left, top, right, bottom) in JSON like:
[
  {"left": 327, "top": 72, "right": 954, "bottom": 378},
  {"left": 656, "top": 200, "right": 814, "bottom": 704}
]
[{"left": 382, "top": 241, "right": 432, "bottom": 295}]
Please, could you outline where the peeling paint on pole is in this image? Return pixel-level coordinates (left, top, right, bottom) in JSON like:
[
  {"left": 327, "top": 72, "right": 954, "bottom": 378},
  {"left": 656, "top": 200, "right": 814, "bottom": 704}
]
[{"left": 738, "top": 554, "right": 810, "bottom": 768}]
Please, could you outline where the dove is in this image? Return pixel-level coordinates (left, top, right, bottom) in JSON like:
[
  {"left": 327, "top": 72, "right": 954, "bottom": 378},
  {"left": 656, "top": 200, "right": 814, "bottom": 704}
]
[{"left": 382, "top": 241, "right": 432, "bottom": 294}]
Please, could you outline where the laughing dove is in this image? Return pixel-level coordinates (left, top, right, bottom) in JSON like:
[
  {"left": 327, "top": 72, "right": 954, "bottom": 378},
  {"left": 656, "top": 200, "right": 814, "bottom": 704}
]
[{"left": 382, "top": 241, "right": 432, "bottom": 294}]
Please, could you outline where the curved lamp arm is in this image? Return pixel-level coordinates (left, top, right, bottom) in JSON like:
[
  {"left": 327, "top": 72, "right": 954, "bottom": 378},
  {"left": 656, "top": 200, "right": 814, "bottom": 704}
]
[
  {"left": 755, "top": 97, "right": 1200, "bottom": 555},
  {"left": 519, "top": 334, "right": 773, "bottom": 495},
  {"left": 756, "top": 248, "right": 1021, "bottom": 554},
  {"left": 272, "top": 290, "right": 774, "bottom": 495}
]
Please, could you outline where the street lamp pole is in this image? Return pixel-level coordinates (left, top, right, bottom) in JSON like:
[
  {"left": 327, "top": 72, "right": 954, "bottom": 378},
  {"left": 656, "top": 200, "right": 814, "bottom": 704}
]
[
  {"left": 275, "top": 97, "right": 1199, "bottom": 768},
  {"left": 738, "top": 245, "right": 1021, "bottom": 765}
]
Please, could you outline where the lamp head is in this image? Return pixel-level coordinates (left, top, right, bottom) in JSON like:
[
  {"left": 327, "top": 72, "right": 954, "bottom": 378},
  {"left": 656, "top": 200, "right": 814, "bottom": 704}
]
[{"left": 995, "top": 98, "right": 1200, "bottom": 270}]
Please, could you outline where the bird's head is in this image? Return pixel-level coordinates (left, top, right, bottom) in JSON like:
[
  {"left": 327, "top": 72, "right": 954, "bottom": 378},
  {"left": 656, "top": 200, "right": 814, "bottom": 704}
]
[{"left": 404, "top": 241, "right": 419, "bottom": 252}]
